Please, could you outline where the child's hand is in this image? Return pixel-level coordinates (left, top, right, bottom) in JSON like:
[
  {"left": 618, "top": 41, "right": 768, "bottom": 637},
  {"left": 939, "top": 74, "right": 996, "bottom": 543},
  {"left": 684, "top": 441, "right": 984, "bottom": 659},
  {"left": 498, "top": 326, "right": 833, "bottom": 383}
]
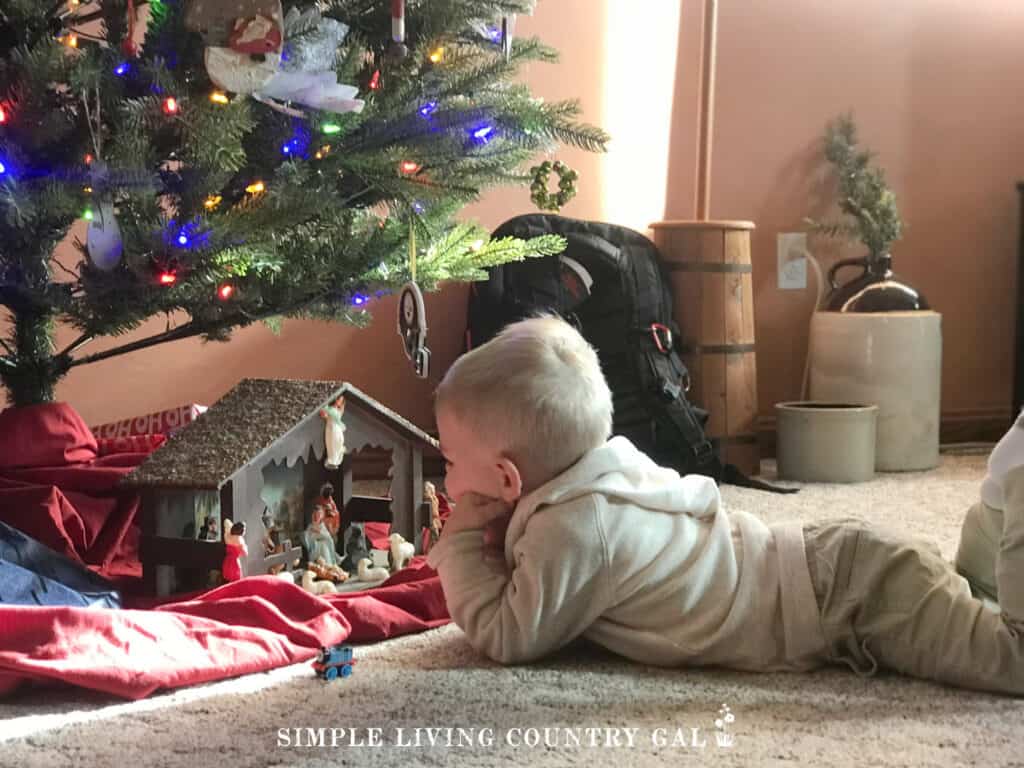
[
  {"left": 482, "top": 513, "right": 511, "bottom": 558},
  {"left": 444, "top": 492, "right": 512, "bottom": 541}
]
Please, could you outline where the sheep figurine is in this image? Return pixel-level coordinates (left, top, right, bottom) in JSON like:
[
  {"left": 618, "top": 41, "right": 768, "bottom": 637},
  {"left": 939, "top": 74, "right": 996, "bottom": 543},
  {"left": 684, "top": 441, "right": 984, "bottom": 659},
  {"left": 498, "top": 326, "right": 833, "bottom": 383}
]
[
  {"left": 356, "top": 558, "right": 390, "bottom": 582},
  {"left": 301, "top": 568, "right": 338, "bottom": 596},
  {"left": 388, "top": 533, "right": 415, "bottom": 572}
]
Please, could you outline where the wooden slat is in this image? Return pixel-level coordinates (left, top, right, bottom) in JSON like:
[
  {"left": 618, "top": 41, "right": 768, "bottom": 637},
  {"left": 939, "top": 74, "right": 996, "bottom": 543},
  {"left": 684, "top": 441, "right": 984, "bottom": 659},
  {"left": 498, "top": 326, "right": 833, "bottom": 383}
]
[
  {"left": 724, "top": 229, "right": 749, "bottom": 264},
  {"left": 724, "top": 272, "right": 745, "bottom": 344},
  {"left": 700, "top": 229, "right": 725, "bottom": 263},
  {"left": 701, "top": 352, "right": 727, "bottom": 437},
  {"left": 725, "top": 352, "right": 759, "bottom": 435},
  {"left": 671, "top": 272, "right": 703, "bottom": 348},
  {"left": 701, "top": 272, "right": 726, "bottom": 346},
  {"left": 740, "top": 272, "right": 755, "bottom": 341}
]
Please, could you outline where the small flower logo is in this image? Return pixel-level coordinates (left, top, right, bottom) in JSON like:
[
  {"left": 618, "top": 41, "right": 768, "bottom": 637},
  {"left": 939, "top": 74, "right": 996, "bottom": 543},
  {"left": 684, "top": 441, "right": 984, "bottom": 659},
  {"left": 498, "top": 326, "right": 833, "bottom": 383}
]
[{"left": 714, "top": 703, "right": 735, "bottom": 748}]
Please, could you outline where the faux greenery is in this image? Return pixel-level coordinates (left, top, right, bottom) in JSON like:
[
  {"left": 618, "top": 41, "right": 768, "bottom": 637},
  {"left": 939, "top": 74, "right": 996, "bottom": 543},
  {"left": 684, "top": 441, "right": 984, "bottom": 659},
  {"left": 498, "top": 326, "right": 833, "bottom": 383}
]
[
  {"left": 0, "top": 0, "right": 608, "bottom": 407},
  {"left": 805, "top": 113, "right": 902, "bottom": 259}
]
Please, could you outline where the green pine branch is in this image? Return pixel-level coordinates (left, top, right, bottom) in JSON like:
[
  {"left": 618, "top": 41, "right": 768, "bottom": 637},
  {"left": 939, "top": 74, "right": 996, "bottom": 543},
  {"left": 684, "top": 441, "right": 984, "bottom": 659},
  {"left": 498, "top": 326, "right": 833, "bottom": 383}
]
[{"left": 806, "top": 113, "right": 903, "bottom": 257}]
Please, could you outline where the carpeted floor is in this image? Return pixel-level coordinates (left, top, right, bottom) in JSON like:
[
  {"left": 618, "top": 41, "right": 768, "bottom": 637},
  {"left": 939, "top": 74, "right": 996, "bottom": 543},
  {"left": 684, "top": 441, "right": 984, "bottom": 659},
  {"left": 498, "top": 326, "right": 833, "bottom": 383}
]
[{"left": 2, "top": 453, "right": 1023, "bottom": 768}]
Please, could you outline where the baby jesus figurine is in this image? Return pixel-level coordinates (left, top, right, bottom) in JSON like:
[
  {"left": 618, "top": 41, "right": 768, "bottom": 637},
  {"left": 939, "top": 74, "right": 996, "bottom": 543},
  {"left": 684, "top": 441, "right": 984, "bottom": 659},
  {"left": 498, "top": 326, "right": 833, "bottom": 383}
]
[{"left": 320, "top": 396, "right": 346, "bottom": 470}]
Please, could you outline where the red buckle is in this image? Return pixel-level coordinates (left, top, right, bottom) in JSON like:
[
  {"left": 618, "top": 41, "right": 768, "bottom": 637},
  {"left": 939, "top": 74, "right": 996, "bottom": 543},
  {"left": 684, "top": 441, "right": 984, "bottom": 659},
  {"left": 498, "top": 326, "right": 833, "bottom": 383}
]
[{"left": 650, "top": 323, "right": 672, "bottom": 354}]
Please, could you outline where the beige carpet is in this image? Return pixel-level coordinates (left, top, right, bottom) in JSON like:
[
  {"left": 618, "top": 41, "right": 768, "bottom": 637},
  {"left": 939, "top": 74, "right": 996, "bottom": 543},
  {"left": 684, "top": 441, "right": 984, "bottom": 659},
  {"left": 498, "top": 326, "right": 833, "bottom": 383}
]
[{"left": 2, "top": 453, "right": 1023, "bottom": 768}]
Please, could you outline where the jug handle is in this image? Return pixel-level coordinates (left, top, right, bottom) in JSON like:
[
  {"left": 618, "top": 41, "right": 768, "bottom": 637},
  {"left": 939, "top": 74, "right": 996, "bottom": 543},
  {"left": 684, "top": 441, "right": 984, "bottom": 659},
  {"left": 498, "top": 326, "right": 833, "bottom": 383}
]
[{"left": 827, "top": 257, "right": 868, "bottom": 291}]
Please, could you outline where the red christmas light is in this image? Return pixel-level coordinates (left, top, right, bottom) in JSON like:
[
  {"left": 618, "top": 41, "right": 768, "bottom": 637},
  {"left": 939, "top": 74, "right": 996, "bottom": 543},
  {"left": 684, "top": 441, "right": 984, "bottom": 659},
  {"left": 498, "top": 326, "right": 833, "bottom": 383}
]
[
  {"left": 158, "top": 271, "right": 177, "bottom": 286},
  {"left": 369, "top": 70, "right": 381, "bottom": 91},
  {"left": 0, "top": 106, "right": 6, "bottom": 124},
  {"left": 218, "top": 284, "right": 235, "bottom": 300},
  {"left": 399, "top": 160, "right": 420, "bottom": 175},
  {"left": 162, "top": 97, "right": 179, "bottom": 115}
]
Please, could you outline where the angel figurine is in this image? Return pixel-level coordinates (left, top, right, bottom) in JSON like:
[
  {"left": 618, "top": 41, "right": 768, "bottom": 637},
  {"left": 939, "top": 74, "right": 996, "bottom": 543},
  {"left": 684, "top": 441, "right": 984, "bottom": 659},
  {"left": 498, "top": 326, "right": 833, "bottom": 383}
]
[{"left": 320, "top": 396, "right": 346, "bottom": 470}]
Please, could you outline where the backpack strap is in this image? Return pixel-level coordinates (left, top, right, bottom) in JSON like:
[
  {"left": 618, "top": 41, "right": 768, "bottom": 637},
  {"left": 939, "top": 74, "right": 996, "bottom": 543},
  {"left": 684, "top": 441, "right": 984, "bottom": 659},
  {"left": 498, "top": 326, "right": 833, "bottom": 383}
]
[{"left": 639, "top": 343, "right": 719, "bottom": 474}]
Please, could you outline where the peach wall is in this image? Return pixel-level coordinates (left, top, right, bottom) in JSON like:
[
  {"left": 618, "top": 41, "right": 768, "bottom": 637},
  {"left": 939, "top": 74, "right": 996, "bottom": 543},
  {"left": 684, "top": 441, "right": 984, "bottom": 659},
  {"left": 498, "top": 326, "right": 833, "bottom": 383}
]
[
  {"left": 667, "top": 0, "right": 1024, "bottom": 425},
  {"left": 9, "top": 1, "right": 1024, "bottom": 432}
]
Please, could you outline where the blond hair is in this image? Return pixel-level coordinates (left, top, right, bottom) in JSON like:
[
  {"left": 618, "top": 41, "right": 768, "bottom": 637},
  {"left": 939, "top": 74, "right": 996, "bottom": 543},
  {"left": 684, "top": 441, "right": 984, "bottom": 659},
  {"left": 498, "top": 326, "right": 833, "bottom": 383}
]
[{"left": 435, "top": 315, "right": 613, "bottom": 488}]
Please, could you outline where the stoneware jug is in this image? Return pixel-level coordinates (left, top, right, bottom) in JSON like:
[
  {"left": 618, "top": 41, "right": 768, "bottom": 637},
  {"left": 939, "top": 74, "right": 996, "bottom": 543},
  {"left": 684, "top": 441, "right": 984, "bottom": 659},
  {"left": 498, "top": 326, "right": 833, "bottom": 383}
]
[{"left": 825, "top": 253, "right": 929, "bottom": 312}]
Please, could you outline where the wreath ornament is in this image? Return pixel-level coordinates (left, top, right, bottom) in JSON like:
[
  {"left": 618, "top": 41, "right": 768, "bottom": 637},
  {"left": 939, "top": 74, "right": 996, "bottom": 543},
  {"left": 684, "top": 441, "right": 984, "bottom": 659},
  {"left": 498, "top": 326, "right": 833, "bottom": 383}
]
[{"left": 529, "top": 160, "right": 578, "bottom": 212}]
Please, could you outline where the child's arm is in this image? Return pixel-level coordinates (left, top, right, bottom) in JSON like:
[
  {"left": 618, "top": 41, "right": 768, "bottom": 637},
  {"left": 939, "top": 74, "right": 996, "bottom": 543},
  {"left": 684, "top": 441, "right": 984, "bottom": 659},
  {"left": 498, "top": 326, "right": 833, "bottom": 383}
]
[{"left": 427, "top": 494, "right": 612, "bottom": 664}]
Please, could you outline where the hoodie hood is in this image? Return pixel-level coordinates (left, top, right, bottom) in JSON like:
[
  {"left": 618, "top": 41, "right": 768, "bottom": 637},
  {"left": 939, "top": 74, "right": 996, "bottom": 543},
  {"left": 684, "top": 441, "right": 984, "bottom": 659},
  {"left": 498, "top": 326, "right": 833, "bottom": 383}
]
[{"left": 504, "top": 436, "right": 721, "bottom": 563}]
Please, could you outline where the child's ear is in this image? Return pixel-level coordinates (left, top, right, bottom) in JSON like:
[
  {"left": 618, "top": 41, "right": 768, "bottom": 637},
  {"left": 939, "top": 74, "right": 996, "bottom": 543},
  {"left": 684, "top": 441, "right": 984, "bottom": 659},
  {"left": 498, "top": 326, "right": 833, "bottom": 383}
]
[{"left": 495, "top": 457, "right": 522, "bottom": 504}]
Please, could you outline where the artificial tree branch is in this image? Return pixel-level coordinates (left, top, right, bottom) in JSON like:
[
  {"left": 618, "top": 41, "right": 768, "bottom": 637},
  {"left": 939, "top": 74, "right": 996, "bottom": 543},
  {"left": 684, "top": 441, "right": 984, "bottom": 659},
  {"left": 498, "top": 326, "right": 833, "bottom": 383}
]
[
  {"left": 65, "top": 291, "right": 335, "bottom": 369},
  {"left": 57, "top": 332, "right": 95, "bottom": 359}
]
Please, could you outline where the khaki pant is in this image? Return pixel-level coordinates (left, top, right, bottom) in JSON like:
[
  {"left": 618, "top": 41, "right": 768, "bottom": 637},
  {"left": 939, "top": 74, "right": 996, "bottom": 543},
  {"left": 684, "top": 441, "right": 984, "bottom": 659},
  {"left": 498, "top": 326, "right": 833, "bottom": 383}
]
[
  {"left": 955, "top": 500, "right": 1001, "bottom": 604},
  {"left": 803, "top": 510, "right": 1024, "bottom": 695}
]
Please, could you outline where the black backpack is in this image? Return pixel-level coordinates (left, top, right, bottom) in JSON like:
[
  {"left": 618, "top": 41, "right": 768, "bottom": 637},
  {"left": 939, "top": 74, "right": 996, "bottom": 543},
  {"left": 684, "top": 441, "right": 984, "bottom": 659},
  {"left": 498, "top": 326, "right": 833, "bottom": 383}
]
[{"left": 466, "top": 214, "right": 794, "bottom": 493}]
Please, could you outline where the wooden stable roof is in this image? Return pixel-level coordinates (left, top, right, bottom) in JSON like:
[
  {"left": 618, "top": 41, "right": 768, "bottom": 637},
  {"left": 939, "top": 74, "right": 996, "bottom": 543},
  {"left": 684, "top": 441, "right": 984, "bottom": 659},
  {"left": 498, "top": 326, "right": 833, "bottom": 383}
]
[{"left": 122, "top": 378, "right": 437, "bottom": 490}]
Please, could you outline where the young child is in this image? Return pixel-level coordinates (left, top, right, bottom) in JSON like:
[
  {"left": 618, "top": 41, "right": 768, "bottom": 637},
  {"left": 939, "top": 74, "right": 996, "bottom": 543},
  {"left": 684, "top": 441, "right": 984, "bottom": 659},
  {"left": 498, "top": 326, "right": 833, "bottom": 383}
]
[{"left": 427, "top": 315, "right": 1024, "bottom": 695}]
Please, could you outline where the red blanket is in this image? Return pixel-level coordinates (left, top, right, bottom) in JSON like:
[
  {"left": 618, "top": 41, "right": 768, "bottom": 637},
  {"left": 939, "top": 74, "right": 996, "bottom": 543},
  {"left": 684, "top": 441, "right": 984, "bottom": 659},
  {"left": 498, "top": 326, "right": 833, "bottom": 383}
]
[{"left": 0, "top": 403, "right": 450, "bottom": 700}]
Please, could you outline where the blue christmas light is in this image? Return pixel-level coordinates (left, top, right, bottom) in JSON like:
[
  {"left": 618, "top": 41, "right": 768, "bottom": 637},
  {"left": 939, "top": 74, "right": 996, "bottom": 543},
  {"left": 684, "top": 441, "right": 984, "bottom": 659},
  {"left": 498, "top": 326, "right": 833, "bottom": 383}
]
[
  {"left": 0, "top": 160, "right": 6, "bottom": 175},
  {"left": 351, "top": 293, "right": 369, "bottom": 307},
  {"left": 280, "top": 126, "right": 311, "bottom": 159},
  {"left": 469, "top": 123, "right": 496, "bottom": 145},
  {"left": 114, "top": 62, "right": 130, "bottom": 77},
  {"left": 166, "top": 219, "right": 210, "bottom": 251},
  {"left": 485, "top": 25, "right": 502, "bottom": 43},
  {"left": 418, "top": 101, "right": 438, "bottom": 118},
  {"left": 412, "top": 201, "right": 425, "bottom": 214}
]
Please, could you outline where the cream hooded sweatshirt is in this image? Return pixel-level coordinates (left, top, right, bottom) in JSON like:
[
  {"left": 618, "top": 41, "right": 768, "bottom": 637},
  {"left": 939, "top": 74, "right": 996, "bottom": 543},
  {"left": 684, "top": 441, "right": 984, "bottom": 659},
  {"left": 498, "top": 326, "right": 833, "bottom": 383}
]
[{"left": 427, "top": 436, "right": 827, "bottom": 670}]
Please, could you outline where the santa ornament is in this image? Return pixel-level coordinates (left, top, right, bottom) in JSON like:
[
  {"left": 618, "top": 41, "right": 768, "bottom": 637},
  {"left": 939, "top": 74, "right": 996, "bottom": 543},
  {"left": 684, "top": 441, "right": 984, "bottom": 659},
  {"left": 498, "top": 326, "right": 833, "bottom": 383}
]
[
  {"left": 184, "top": 0, "right": 285, "bottom": 48},
  {"left": 184, "top": 1, "right": 364, "bottom": 115}
]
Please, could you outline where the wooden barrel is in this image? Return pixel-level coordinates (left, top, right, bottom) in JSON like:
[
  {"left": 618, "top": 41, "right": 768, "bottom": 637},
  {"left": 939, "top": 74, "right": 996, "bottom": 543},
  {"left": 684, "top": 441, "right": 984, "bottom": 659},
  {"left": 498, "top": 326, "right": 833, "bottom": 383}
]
[{"left": 649, "top": 220, "right": 760, "bottom": 476}]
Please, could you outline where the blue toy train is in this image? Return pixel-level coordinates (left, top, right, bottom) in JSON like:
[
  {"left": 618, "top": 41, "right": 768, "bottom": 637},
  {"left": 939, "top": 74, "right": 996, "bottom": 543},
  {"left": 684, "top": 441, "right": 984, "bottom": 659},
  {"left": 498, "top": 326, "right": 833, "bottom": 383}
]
[{"left": 313, "top": 643, "right": 355, "bottom": 681}]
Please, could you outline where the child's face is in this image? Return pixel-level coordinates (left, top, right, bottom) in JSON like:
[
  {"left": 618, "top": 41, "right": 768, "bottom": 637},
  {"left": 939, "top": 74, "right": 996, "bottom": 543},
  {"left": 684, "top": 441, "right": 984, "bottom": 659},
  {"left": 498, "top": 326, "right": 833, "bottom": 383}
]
[{"left": 436, "top": 408, "right": 516, "bottom": 504}]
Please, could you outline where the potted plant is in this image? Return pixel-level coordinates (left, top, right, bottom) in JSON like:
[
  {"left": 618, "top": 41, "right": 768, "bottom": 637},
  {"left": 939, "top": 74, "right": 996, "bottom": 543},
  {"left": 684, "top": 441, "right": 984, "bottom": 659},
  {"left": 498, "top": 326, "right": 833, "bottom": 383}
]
[{"left": 805, "top": 114, "right": 928, "bottom": 311}]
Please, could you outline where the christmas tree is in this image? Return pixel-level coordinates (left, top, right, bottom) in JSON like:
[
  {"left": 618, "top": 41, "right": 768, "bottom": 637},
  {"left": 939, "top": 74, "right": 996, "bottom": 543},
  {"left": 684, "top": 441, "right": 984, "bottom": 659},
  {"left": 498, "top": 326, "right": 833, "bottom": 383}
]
[{"left": 0, "top": 0, "right": 608, "bottom": 408}]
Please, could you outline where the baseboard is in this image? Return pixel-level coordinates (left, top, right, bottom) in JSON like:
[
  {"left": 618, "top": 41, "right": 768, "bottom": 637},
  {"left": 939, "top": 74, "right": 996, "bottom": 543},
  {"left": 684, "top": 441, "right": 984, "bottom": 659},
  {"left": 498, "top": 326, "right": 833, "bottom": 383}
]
[{"left": 757, "top": 407, "right": 1013, "bottom": 459}]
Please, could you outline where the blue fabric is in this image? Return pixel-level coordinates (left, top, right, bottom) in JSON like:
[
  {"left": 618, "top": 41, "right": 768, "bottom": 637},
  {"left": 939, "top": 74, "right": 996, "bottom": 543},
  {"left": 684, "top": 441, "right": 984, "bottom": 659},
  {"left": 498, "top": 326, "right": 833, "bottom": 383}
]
[{"left": 0, "top": 520, "right": 120, "bottom": 608}]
